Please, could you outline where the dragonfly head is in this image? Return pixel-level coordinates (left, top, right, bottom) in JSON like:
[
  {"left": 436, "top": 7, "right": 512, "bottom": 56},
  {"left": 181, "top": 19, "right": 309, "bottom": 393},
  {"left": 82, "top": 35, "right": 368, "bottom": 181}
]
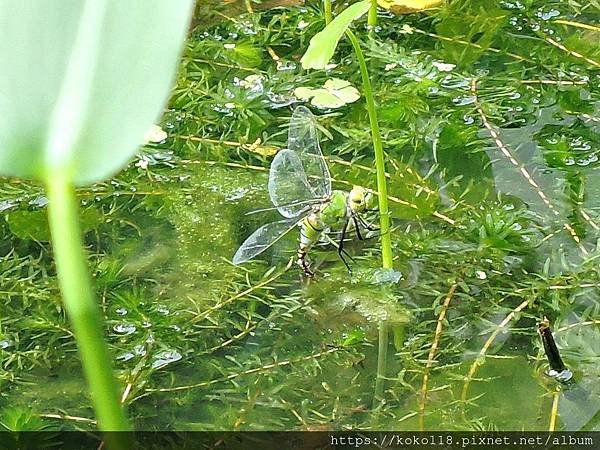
[{"left": 349, "top": 186, "right": 374, "bottom": 214}]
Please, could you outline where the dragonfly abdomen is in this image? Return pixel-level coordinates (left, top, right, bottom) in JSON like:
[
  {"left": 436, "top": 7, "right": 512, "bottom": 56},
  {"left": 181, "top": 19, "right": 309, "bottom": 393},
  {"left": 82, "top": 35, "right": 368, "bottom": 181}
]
[{"left": 299, "top": 212, "right": 324, "bottom": 251}]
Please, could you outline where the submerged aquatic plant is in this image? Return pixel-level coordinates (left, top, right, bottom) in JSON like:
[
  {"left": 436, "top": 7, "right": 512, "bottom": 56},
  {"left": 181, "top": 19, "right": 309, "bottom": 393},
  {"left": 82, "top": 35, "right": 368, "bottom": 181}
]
[{"left": 1, "top": 0, "right": 599, "bottom": 437}]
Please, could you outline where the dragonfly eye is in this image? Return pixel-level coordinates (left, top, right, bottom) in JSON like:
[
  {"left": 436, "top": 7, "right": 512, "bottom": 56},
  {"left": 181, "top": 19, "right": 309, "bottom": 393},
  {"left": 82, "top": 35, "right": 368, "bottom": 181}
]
[{"left": 349, "top": 186, "right": 368, "bottom": 209}]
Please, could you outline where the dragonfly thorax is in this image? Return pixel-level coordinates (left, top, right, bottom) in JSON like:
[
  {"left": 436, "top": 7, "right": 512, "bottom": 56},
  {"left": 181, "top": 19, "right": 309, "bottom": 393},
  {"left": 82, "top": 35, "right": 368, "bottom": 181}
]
[
  {"left": 319, "top": 190, "right": 349, "bottom": 227},
  {"left": 311, "top": 187, "right": 371, "bottom": 230}
]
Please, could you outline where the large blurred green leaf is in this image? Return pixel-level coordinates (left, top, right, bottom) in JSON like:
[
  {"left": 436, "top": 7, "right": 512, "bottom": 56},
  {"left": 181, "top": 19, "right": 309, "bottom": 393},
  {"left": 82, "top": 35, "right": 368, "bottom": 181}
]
[
  {"left": 0, "top": 0, "right": 193, "bottom": 186},
  {"left": 300, "top": 0, "right": 370, "bottom": 70}
]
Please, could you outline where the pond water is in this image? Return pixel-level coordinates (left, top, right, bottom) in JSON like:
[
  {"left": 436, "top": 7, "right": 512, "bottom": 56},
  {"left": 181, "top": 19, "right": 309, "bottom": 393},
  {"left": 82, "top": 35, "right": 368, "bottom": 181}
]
[{"left": 1, "top": 0, "right": 599, "bottom": 433}]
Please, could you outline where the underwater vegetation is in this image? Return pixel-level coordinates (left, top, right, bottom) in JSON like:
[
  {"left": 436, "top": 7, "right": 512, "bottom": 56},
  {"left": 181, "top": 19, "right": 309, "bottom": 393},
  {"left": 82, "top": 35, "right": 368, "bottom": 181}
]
[{"left": 0, "top": 0, "right": 599, "bottom": 438}]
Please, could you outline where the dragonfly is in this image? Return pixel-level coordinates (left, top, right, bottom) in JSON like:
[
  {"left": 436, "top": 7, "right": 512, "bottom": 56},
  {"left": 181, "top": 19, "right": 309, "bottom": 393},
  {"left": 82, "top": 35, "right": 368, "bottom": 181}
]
[{"left": 232, "top": 106, "right": 376, "bottom": 276}]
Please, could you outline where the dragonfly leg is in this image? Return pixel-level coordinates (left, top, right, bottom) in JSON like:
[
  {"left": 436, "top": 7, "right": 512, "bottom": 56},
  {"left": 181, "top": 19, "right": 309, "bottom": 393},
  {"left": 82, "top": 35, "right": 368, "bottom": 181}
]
[
  {"left": 350, "top": 214, "right": 381, "bottom": 240},
  {"left": 352, "top": 216, "right": 364, "bottom": 241},
  {"left": 357, "top": 215, "right": 379, "bottom": 232},
  {"left": 337, "top": 218, "right": 353, "bottom": 275},
  {"left": 321, "top": 231, "right": 354, "bottom": 263}
]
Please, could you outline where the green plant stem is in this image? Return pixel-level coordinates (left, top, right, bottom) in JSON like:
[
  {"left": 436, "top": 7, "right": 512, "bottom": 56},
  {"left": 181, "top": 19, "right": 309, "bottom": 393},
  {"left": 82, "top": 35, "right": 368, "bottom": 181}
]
[
  {"left": 346, "top": 29, "right": 392, "bottom": 411},
  {"left": 324, "top": 0, "right": 332, "bottom": 23},
  {"left": 46, "top": 170, "right": 131, "bottom": 446},
  {"left": 368, "top": 0, "right": 378, "bottom": 28},
  {"left": 346, "top": 30, "right": 393, "bottom": 269},
  {"left": 373, "top": 320, "right": 388, "bottom": 408}
]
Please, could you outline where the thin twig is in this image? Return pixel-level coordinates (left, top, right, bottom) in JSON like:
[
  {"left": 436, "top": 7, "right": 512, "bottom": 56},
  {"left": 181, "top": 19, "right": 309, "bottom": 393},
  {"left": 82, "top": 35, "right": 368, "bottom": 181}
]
[
  {"left": 461, "top": 298, "right": 530, "bottom": 408},
  {"left": 521, "top": 79, "right": 587, "bottom": 85},
  {"left": 179, "top": 135, "right": 252, "bottom": 148},
  {"left": 543, "top": 36, "right": 600, "bottom": 69},
  {"left": 571, "top": 112, "right": 600, "bottom": 124},
  {"left": 557, "top": 319, "right": 600, "bottom": 333},
  {"left": 470, "top": 78, "right": 592, "bottom": 253},
  {"left": 120, "top": 338, "right": 154, "bottom": 405},
  {"left": 335, "top": 157, "right": 438, "bottom": 198},
  {"left": 40, "top": 413, "right": 97, "bottom": 424},
  {"left": 410, "top": 27, "right": 530, "bottom": 62},
  {"left": 373, "top": 321, "right": 389, "bottom": 409},
  {"left": 190, "top": 58, "right": 259, "bottom": 72},
  {"left": 419, "top": 283, "right": 458, "bottom": 430},
  {"left": 187, "top": 158, "right": 457, "bottom": 225},
  {"left": 188, "top": 258, "right": 293, "bottom": 325},
  {"left": 549, "top": 390, "right": 560, "bottom": 431},
  {"left": 198, "top": 317, "right": 257, "bottom": 355},
  {"left": 553, "top": 19, "right": 600, "bottom": 33},
  {"left": 140, "top": 347, "right": 342, "bottom": 396}
]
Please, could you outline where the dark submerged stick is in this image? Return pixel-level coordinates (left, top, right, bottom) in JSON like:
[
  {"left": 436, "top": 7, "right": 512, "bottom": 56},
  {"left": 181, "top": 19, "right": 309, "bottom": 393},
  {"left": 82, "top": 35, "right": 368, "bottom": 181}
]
[{"left": 538, "top": 317, "right": 573, "bottom": 382}]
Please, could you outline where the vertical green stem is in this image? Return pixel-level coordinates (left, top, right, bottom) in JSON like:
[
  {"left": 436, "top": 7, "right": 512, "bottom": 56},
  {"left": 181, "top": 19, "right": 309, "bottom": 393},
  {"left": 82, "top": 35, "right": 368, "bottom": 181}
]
[
  {"left": 346, "top": 30, "right": 392, "bottom": 411},
  {"left": 372, "top": 320, "right": 388, "bottom": 408},
  {"left": 346, "top": 30, "right": 393, "bottom": 269},
  {"left": 46, "top": 170, "right": 130, "bottom": 447},
  {"left": 368, "top": 0, "right": 378, "bottom": 28},
  {"left": 324, "top": 0, "right": 332, "bottom": 24}
]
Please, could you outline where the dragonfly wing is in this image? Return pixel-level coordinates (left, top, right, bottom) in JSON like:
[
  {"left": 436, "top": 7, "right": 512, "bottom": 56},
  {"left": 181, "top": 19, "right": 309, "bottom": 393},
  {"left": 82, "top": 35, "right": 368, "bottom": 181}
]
[
  {"left": 246, "top": 199, "right": 322, "bottom": 216},
  {"left": 287, "top": 106, "right": 332, "bottom": 198},
  {"left": 232, "top": 218, "right": 299, "bottom": 265},
  {"left": 268, "top": 149, "right": 316, "bottom": 218}
]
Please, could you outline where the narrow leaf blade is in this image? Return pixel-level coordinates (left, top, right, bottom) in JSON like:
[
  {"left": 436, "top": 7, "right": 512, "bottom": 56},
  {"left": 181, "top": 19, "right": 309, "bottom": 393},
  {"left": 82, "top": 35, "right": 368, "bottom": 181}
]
[{"left": 300, "top": 0, "right": 370, "bottom": 70}]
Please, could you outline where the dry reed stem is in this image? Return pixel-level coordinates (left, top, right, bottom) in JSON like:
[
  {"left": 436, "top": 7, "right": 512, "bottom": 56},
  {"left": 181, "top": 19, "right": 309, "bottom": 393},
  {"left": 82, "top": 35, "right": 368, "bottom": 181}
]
[
  {"left": 460, "top": 298, "right": 530, "bottom": 408},
  {"left": 419, "top": 283, "right": 458, "bottom": 430},
  {"left": 470, "top": 78, "right": 593, "bottom": 254},
  {"left": 549, "top": 390, "right": 561, "bottom": 431},
  {"left": 554, "top": 19, "right": 600, "bottom": 32},
  {"left": 543, "top": 36, "right": 600, "bottom": 69}
]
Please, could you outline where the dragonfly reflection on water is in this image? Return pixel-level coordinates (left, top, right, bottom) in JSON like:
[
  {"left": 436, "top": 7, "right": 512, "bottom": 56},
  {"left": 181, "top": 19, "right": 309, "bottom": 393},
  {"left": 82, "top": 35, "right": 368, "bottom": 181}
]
[{"left": 232, "top": 106, "right": 376, "bottom": 276}]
